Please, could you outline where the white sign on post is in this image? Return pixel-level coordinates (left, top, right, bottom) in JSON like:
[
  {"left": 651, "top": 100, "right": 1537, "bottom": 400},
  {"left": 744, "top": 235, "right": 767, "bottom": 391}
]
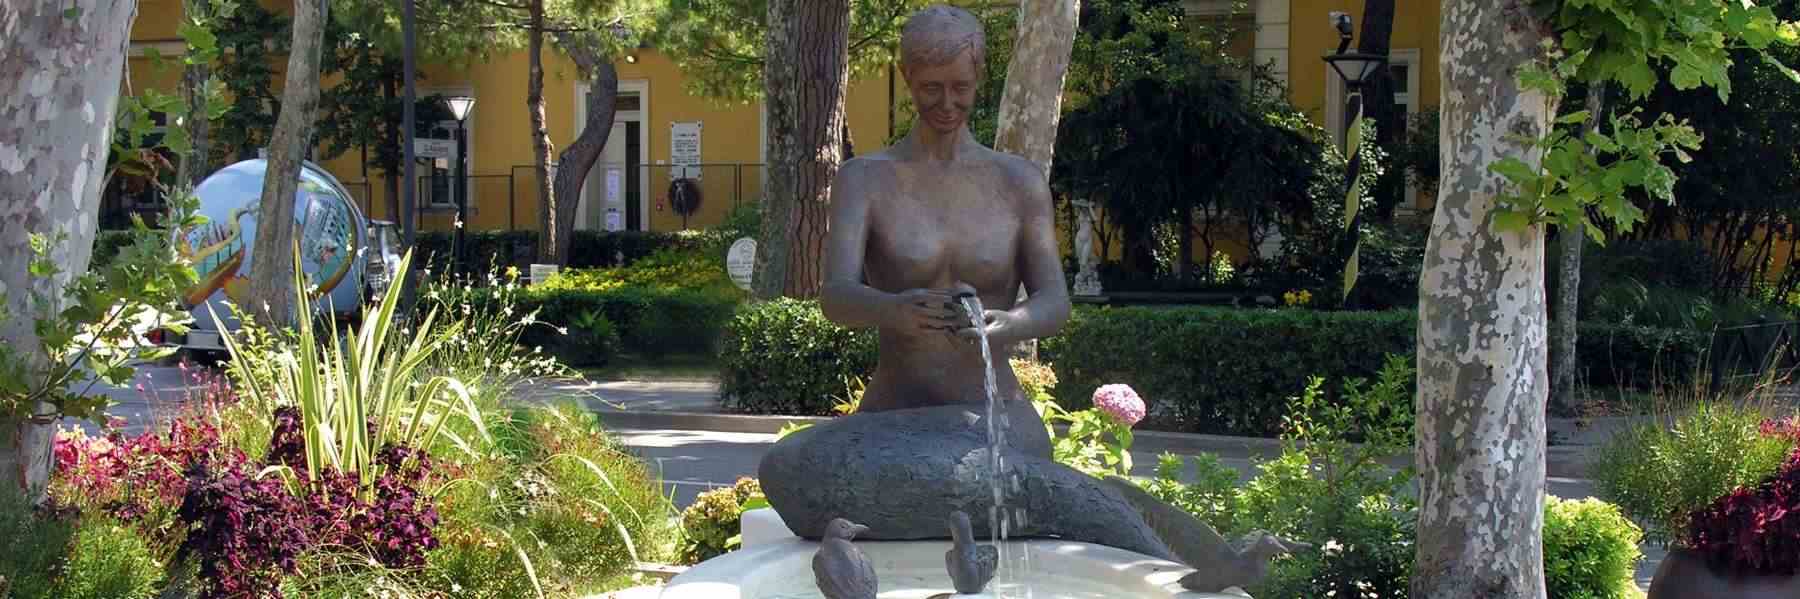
[
  {"left": 605, "top": 168, "right": 622, "bottom": 203},
  {"left": 670, "top": 121, "right": 702, "bottom": 180},
  {"left": 726, "top": 238, "right": 756, "bottom": 291},
  {"left": 413, "top": 138, "right": 455, "bottom": 159},
  {"left": 606, "top": 208, "right": 623, "bottom": 232}
]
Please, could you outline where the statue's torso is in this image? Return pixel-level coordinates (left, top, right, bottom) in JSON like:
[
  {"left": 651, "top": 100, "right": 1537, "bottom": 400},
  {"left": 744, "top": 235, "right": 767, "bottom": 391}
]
[{"left": 853, "top": 148, "right": 1035, "bottom": 411}]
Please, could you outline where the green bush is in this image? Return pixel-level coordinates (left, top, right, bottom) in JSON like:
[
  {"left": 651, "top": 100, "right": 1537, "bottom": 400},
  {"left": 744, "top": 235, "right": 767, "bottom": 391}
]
[
  {"left": 717, "top": 298, "right": 878, "bottom": 415},
  {"left": 1140, "top": 357, "right": 1418, "bottom": 599},
  {"left": 1592, "top": 400, "right": 1795, "bottom": 544},
  {"left": 677, "top": 478, "right": 764, "bottom": 565},
  {"left": 89, "top": 230, "right": 138, "bottom": 271},
  {"left": 511, "top": 286, "right": 740, "bottom": 358},
  {"left": 1543, "top": 496, "right": 1644, "bottom": 599},
  {"left": 1565, "top": 322, "right": 1709, "bottom": 389},
  {"left": 0, "top": 487, "right": 74, "bottom": 598},
  {"left": 1041, "top": 306, "right": 1415, "bottom": 435},
  {"left": 559, "top": 309, "right": 620, "bottom": 367},
  {"left": 415, "top": 229, "right": 705, "bottom": 273},
  {"left": 56, "top": 515, "right": 166, "bottom": 599},
  {"left": 716, "top": 301, "right": 1705, "bottom": 433}
]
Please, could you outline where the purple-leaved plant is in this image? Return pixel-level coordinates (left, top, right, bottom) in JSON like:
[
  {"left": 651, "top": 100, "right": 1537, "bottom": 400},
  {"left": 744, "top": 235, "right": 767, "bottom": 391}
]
[{"left": 1686, "top": 448, "right": 1800, "bottom": 577}]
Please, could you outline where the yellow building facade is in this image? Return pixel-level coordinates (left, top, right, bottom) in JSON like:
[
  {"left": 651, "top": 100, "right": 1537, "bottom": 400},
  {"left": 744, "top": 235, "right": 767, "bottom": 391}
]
[
  {"left": 126, "top": 0, "right": 899, "bottom": 237},
  {"left": 128, "top": 0, "right": 1442, "bottom": 264}
]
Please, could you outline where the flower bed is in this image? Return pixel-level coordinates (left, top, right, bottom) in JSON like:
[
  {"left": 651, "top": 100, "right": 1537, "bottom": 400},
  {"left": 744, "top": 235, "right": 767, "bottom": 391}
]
[{"left": 6, "top": 255, "right": 676, "bottom": 598}]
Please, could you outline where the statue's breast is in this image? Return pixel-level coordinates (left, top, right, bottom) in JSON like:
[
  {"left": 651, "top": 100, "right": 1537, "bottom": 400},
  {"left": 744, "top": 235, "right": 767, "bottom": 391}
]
[{"left": 866, "top": 167, "right": 1020, "bottom": 296}]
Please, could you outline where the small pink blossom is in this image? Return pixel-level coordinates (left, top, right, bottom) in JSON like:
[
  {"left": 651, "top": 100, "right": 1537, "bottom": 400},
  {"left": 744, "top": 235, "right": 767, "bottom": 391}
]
[{"left": 1092, "top": 384, "right": 1145, "bottom": 426}]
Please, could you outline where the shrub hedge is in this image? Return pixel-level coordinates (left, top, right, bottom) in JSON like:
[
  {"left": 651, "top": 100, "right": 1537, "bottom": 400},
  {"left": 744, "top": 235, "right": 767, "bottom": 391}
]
[
  {"left": 717, "top": 298, "right": 877, "bottom": 415},
  {"left": 718, "top": 302, "right": 1712, "bottom": 436},
  {"left": 416, "top": 230, "right": 705, "bottom": 272},
  {"left": 1042, "top": 306, "right": 1416, "bottom": 434},
  {"left": 510, "top": 286, "right": 741, "bottom": 360}
]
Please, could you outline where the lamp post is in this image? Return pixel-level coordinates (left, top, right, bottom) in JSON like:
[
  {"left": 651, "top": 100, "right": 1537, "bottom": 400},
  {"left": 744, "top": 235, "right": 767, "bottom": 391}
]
[
  {"left": 1323, "top": 13, "right": 1386, "bottom": 309},
  {"left": 446, "top": 95, "right": 475, "bottom": 274}
]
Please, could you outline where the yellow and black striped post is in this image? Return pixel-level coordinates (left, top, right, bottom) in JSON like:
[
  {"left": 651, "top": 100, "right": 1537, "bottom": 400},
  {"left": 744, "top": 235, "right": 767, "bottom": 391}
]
[{"left": 1338, "top": 88, "right": 1367, "bottom": 307}]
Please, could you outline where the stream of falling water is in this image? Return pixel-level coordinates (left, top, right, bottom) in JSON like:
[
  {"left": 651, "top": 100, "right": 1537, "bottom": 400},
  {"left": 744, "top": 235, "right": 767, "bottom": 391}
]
[{"left": 960, "top": 294, "right": 1032, "bottom": 598}]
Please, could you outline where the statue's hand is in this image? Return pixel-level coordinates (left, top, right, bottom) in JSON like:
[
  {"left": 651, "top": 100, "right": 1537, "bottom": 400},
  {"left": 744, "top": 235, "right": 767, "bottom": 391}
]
[
  {"left": 890, "top": 288, "right": 963, "bottom": 333},
  {"left": 955, "top": 309, "right": 1017, "bottom": 343}
]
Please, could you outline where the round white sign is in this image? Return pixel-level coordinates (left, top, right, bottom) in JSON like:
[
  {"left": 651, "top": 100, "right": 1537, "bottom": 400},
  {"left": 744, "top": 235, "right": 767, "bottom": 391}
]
[{"left": 727, "top": 238, "right": 757, "bottom": 291}]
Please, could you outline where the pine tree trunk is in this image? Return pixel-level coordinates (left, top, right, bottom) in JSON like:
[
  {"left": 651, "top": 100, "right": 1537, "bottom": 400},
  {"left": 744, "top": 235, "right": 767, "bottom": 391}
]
[
  {"left": 550, "top": 32, "right": 618, "bottom": 261},
  {"left": 247, "top": 0, "right": 327, "bottom": 328},
  {"left": 753, "top": 0, "right": 851, "bottom": 299},
  {"left": 0, "top": 0, "right": 138, "bottom": 499},
  {"left": 1550, "top": 90, "right": 1602, "bottom": 415},
  {"left": 1412, "top": 0, "right": 1557, "bottom": 596},
  {"left": 177, "top": 0, "right": 212, "bottom": 187},
  {"left": 383, "top": 76, "right": 401, "bottom": 222},
  {"left": 528, "top": 0, "right": 559, "bottom": 264}
]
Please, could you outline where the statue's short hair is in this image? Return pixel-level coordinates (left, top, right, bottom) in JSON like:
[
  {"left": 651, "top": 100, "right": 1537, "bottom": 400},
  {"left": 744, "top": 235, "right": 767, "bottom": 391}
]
[{"left": 899, "top": 5, "right": 986, "bottom": 78}]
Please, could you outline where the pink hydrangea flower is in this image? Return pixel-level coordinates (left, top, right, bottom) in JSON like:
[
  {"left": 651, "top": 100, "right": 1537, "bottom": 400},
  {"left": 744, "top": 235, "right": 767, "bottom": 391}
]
[{"left": 1092, "top": 384, "right": 1145, "bottom": 426}]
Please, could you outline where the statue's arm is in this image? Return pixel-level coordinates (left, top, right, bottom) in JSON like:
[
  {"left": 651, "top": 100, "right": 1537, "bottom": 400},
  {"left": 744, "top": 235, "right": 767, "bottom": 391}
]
[
  {"left": 991, "top": 166, "right": 1072, "bottom": 345},
  {"left": 820, "top": 159, "right": 954, "bottom": 330}
]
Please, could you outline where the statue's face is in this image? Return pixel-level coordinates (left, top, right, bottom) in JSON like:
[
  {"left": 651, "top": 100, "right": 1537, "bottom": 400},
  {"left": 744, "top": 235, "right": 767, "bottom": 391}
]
[{"left": 904, "top": 47, "right": 980, "bottom": 135}]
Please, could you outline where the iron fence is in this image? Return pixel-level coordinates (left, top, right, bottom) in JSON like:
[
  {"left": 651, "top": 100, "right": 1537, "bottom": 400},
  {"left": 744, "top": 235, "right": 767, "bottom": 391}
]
[
  {"left": 338, "top": 162, "right": 768, "bottom": 236},
  {"left": 1710, "top": 318, "right": 1800, "bottom": 392}
]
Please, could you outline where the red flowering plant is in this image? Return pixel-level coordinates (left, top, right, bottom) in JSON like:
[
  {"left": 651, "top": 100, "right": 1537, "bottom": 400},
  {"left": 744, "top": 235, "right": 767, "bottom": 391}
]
[{"left": 1684, "top": 447, "right": 1800, "bottom": 577}]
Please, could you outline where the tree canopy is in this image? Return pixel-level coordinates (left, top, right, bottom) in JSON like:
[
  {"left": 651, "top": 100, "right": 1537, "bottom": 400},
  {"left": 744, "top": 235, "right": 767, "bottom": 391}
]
[{"left": 650, "top": 0, "right": 921, "bottom": 102}]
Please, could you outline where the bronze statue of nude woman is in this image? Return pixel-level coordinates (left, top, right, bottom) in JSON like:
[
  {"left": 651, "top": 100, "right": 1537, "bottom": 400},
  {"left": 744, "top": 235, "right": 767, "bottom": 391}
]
[{"left": 756, "top": 5, "right": 1300, "bottom": 592}]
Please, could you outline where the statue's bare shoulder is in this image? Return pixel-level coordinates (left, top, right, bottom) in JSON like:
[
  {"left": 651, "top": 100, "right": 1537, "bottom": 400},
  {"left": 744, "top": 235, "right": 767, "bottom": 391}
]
[{"left": 983, "top": 148, "right": 1052, "bottom": 213}]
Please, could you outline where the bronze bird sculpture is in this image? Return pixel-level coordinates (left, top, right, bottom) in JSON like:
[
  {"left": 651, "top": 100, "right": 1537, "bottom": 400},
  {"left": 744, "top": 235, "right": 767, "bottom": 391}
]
[
  {"left": 813, "top": 518, "right": 878, "bottom": 599},
  {"left": 944, "top": 510, "right": 998, "bottom": 594}
]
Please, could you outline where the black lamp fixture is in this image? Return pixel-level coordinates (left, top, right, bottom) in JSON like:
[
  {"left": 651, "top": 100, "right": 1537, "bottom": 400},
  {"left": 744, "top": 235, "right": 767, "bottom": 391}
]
[
  {"left": 1323, "top": 12, "right": 1387, "bottom": 92},
  {"left": 445, "top": 95, "right": 474, "bottom": 273}
]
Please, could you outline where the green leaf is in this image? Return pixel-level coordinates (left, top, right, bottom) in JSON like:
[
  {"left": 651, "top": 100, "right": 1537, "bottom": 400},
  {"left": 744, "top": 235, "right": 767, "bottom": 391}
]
[
  {"left": 179, "top": 21, "right": 219, "bottom": 55},
  {"left": 1494, "top": 208, "right": 1533, "bottom": 232},
  {"left": 1489, "top": 157, "right": 1540, "bottom": 186},
  {"left": 1670, "top": 61, "right": 1704, "bottom": 90},
  {"left": 162, "top": 125, "right": 192, "bottom": 156},
  {"left": 1617, "top": 62, "right": 1658, "bottom": 98},
  {"left": 1556, "top": 110, "right": 1593, "bottom": 125}
]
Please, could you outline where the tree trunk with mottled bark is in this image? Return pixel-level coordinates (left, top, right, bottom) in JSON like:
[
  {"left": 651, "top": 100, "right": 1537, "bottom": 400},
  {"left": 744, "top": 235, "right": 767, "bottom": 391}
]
[
  {"left": 993, "top": 0, "right": 1078, "bottom": 177},
  {"left": 528, "top": 0, "right": 559, "bottom": 264},
  {"left": 1551, "top": 90, "right": 1604, "bottom": 416},
  {"left": 247, "top": 0, "right": 327, "bottom": 328},
  {"left": 994, "top": 0, "right": 1078, "bottom": 360},
  {"left": 550, "top": 32, "right": 618, "bottom": 262},
  {"left": 753, "top": 0, "right": 851, "bottom": 299},
  {"left": 1412, "top": 0, "right": 1557, "bottom": 596},
  {"left": 0, "top": 0, "right": 137, "bottom": 499},
  {"left": 176, "top": 0, "right": 211, "bottom": 187}
]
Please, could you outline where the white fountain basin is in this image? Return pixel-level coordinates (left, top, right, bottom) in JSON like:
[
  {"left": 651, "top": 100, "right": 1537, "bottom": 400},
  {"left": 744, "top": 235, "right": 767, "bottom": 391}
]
[{"left": 660, "top": 509, "right": 1249, "bottom": 599}]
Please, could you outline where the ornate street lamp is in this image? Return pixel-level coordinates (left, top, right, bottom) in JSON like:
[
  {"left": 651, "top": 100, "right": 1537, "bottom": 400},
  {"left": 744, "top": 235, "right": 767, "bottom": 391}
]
[
  {"left": 446, "top": 95, "right": 475, "bottom": 273},
  {"left": 1323, "top": 12, "right": 1387, "bottom": 308}
]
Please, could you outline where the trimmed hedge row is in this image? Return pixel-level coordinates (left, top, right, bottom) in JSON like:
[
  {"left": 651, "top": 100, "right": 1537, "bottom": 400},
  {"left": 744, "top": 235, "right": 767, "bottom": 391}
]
[
  {"left": 717, "top": 298, "right": 877, "bottom": 415},
  {"left": 1041, "top": 306, "right": 1416, "bottom": 435},
  {"left": 416, "top": 230, "right": 704, "bottom": 272},
  {"left": 459, "top": 285, "right": 740, "bottom": 365},
  {"left": 716, "top": 302, "right": 1711, "bottom": 436}
]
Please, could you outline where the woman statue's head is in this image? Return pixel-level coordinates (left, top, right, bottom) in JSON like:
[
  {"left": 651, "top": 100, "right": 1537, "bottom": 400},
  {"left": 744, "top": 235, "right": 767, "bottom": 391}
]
[{"left": 899, "top": 5, "right": 986, "bottom": 135}]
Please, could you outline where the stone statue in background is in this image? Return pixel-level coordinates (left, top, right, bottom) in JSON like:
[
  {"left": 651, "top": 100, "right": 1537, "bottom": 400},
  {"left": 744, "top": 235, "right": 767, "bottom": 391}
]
[
  {"left": 1071, "top": 198, "right": 1103, "bottom": 296},
  {"left": 756, "top": 5, "right": 1298, "bottom": 593}
]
